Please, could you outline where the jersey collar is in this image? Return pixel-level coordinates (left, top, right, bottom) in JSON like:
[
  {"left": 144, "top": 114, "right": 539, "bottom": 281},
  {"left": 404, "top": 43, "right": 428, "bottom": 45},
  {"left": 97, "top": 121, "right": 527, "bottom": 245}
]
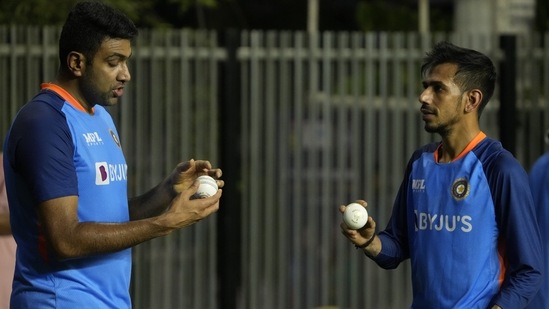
[
  {"left": 41, "top": 83, "right": 94, "bottom": 114},
  {"left": 434, "top": 131, "right": 487, "bottom": 163}
]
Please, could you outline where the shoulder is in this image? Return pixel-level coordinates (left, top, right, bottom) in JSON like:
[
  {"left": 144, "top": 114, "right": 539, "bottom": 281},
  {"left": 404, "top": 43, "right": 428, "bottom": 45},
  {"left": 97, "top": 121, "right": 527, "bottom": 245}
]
[
  {"left": 8, "top": 91, "right": 71, "bottom": 147},
  {"left": 530, "top": 152, "right": 549, "bottom": 171},
  {"left": 13, "top": 90, "right": 67, "bottom": 128},
  {"left": 26, "top": 89, "right": 66, "bottom": 110},
  {"left": 473, "top": 138, "right": 529, "bottom": 188},
  {"left": 6, "top": 90, "right": 74, "bottom": 170},
  {"left": 529, "top": 152, "right": 549, "bottom": 187},
  {"left": 473, "top": 138, "right": 521, "bottom": 170},
  {"left": 416, "top": 141, "right": 439, "bottom": 153},
  {"left": 399, "top": 142, "right": 439, "bottom": 177},
  {"left": 408, "top": 142, "right": 439, "bottom": 164}
]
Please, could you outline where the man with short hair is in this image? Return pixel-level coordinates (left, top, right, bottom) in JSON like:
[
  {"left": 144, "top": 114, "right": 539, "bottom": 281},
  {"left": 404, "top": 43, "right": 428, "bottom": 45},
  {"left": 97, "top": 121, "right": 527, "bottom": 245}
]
[
  {"left": 3, "top": 2, "right": 223, "bottom": 308},
  {"left": 340, "top": 41, "right": 543, "bottom": 309}
]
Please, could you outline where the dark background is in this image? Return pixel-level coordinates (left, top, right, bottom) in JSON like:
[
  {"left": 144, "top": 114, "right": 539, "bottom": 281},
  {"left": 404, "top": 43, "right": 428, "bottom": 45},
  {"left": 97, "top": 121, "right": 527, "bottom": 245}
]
[{"left": 1, "top": 0, "right": 547, "bottom": 32}]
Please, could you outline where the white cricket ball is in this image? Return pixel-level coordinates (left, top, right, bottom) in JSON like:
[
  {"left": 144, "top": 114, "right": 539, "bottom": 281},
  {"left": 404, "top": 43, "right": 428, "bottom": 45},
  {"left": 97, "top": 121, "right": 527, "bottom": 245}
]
[
  {"left": 343, "top": 203, "right": 368, "bottom": 230},
  {"left": 195, "top": 175, "right": 218, "bottom": 198}
]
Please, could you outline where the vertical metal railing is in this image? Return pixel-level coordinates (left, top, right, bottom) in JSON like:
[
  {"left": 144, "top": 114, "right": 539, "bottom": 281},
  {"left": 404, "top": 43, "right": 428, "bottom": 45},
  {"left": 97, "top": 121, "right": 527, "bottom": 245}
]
[{"left": 1, "top": 26, "right": 549, "bottom": 309}]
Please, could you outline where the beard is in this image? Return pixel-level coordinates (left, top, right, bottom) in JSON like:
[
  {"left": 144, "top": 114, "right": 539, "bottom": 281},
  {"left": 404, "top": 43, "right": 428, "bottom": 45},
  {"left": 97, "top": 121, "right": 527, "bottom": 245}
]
[
  {"left": 424, "top": 114, "right": 460, "bottom": 135},
  {"left": 423, "top": 94, "right": 464, "bottom": 136},
  {"left": 79, "top": 70, "right": 118, "bottom": 107}
]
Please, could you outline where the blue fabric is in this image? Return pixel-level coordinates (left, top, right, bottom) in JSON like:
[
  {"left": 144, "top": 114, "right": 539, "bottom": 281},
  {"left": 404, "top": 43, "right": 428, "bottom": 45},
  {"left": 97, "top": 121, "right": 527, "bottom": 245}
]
[
  {"left": 373, "top": 137, "right": 542, "bottom": 309},
  {"left": 525, "top": 152, "right": 549, "bottom": 309},
  {"left": 4, "top": 88, "right": 132, "bottom": 308}
]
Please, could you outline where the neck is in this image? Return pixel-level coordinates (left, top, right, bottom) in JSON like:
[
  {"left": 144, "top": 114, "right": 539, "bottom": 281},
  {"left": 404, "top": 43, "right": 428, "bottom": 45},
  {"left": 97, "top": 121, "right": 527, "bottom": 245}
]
[
  {"left": 438, "top": 129, "right": 484, "bottom": 163},
  {"left": 52, "top": 75, "right": 94, "bottom": 114}
]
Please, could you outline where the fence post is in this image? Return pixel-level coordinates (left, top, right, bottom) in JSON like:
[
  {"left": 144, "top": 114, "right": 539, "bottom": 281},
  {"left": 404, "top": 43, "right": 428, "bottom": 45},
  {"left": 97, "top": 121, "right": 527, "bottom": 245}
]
[
  {"left": 499, "top": 35, "right": 517, "bottom": 155},
  {"left": 217, "top": 29, "right": 241, "bottom": 309}
]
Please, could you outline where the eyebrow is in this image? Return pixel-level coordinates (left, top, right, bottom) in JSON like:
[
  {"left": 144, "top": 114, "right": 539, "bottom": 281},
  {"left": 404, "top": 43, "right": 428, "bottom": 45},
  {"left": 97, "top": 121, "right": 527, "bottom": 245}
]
[
  {"left": 422, "top": 80, "right": 445, "bottom": 88},
  {"left": 105, "top": 52, "right": 132, "bottom": 61}
]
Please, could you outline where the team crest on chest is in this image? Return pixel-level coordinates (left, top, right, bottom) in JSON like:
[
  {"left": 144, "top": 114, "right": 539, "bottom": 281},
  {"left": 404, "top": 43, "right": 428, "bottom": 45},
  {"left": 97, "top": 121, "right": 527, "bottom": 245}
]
[
  {"left": 451, "top": 178, "right": 470, "bottom": 201},
  {"left": 109, "top": 129, "right": 121, "bottom": 148}
]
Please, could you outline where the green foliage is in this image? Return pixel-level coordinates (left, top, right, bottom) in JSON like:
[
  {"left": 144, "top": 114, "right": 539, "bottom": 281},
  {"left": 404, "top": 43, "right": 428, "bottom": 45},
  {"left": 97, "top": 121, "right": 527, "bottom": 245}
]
[
  {"left": 0, "top": 0, "right": 217, "bottom": 27},
  {"left": 0, "top": 0, "right": 76, "bottom": 25},
  {"left": 166, "top": 0, "right": 217, "bottom": 11},
  {"left": 1, "top": 0, "right": 544, "bottom": 32},
  {"left": 355, "top": 1, "right": 452, "bottom": 32},
  {"left": 356, "top": 2, "right": 416, "bottom": 31}
]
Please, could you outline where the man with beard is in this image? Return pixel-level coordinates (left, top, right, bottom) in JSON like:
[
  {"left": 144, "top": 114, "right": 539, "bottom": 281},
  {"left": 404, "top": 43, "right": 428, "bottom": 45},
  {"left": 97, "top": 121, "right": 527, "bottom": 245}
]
[
  {"left": 2, "top": 2, "right": 223, "bottom": 308},
  {"left": 339, "top": 42, "right": 542, "bottom": 309}
]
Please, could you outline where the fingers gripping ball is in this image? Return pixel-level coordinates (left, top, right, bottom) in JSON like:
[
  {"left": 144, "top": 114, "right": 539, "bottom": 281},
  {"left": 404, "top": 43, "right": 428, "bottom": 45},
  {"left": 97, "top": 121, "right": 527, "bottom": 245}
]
[
  {"left": 343, "top": 203, "right": 368, "bottom": 230},
  {"left": 195, "top": 175, "right": 218, "bottom": 198}
]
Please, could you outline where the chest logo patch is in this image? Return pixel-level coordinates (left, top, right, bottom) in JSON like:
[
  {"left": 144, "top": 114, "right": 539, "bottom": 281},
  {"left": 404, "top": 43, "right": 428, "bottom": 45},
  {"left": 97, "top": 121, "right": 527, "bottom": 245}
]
[
  {"left": 82, "top": 132, "right": 104, "bottom": 146},
  {"left": 451, "top": 178, "right": 470, "bottom": 201},
  {"left": 110, "top": 129, "right": 121, "bottom": 148},
  {"left": 95, "top": 162, "right": 109, "bottom": 185}
]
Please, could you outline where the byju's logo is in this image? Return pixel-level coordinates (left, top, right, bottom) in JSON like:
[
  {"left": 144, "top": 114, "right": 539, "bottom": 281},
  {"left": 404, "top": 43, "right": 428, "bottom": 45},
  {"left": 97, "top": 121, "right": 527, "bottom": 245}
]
[
  {"left": 95, "top": 162, "right": 128, "bottom": 185},
  {"left": 83, "top": 132, "right": 104, "bottom": 146},
  {"left": 95, "top": 162, "right": 109, "bottom": 185},
  {"left": 414, "top": 210, "right": 473, "bottom": 233}
]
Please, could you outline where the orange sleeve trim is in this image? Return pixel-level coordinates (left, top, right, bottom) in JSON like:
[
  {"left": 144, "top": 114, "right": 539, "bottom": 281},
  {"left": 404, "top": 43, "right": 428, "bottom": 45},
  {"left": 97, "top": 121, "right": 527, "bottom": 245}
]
[
  {"left": 434, "top": 131, "right": 487, "bottom": 163},
  {"left": 40, "top": 83, "right": 94, "bottom": 114}
]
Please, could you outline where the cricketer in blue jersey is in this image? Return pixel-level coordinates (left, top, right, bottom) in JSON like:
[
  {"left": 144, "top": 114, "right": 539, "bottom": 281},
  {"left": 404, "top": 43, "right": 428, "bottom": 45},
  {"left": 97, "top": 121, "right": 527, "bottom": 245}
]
[
  {"left": 3, "top": 2, "right": 223, "bottom": 308},
  {"left": 339, "top": 41, "right": 542, "bottom": 309},
  {"left": 525, "top": 132, "right": 549, "bottom": 309}
]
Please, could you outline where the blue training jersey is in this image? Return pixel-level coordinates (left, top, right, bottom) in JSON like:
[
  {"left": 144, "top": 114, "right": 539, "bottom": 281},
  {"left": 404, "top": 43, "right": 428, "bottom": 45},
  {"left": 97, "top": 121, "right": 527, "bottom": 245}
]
[
  {"left": 372, "top": 132, "right": 542, "bottom": 309},
  {"left": 3, "top": 83, "right": 132, "bottom": 308},
  {"left": 526, "top": 152, "right": 549, "bottom": 309}
]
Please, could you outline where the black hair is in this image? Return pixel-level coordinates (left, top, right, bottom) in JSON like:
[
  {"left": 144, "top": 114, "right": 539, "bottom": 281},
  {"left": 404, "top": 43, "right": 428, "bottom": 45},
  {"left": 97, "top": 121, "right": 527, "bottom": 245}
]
[
  {"left": 58, "top": 1, "right": 138, "bottom": 68},
  {"left": 421, "top": 41, "right": 496, "bottom": 117}
]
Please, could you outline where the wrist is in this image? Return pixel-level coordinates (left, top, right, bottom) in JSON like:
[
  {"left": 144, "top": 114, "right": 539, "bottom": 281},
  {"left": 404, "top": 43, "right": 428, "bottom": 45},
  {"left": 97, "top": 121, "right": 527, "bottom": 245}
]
[{"left": 355, "top": 233, "right": 376, "bottom": 250}]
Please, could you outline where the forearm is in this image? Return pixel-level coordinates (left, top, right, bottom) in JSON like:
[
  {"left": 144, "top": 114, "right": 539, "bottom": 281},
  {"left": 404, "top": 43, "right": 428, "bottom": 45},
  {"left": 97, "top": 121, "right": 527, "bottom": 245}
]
[
  {"left": 358, "top": 234, "right": 381, "bottom": 257},
  {"left": 52, "top": 217, "right": 171, "bottom": 259},
  {"left": 129, "top": 181, "right": 176, "bottom": 220},
  {"left": 364, "top": 232, "right": 407, "bottom": 269},
  {"left": 48, "top": 186, "right": 219, "bottom": 260}
]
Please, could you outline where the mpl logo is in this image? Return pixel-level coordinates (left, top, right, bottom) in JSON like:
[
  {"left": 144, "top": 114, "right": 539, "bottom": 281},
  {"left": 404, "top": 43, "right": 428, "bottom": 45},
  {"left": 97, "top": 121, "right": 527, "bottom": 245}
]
[
  {"left": 412, "top": 179, "right": 426, "bottom": 191},
  {"left": 83, "top": 132, "right": 104, "bottom": 146},
  {"left": 95, "top": 162, "right": 109, "bottom": 185}
]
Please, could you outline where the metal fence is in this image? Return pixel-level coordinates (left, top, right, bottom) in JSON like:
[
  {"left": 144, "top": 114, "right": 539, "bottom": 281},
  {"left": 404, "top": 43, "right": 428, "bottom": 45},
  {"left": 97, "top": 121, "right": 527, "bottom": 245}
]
[{"left": 1, "top": 26, "right": 548, "bottom": 309}]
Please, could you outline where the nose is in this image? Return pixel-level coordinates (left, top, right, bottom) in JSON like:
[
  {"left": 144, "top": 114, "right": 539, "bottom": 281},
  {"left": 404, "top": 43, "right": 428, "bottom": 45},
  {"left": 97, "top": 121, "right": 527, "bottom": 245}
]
[
  {"left": 118, "top": 62, "right": 131, "bottom": 82},
  {"left": 418, "top": 88, "right": 430, "bottom": 105}
]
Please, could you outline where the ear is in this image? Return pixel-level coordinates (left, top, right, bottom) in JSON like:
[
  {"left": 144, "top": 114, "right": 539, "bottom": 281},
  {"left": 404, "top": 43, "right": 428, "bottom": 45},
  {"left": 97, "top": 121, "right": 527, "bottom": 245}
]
[
  {"left": 67, "top": 52, "right": 86, "bottom": 77},
  {"left": 464, "top": 89, "right": 482, "bottom": 113}
]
